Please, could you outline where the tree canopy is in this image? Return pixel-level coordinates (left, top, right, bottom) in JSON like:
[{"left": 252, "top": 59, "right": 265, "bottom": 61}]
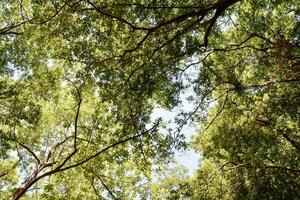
[{"left": 0, "top": 0, "right": 299, "bottom": 199}]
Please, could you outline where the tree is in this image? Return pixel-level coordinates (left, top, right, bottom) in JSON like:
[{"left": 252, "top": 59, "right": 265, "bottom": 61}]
[
  {"left": 190, "top": 0, "right": 300, "bottom": 199},
  {"left": 0, "top": 0, "right": 241, "bottom": 199},
  {"left": 1, "top": 0, "right": 299, "bottom": 199}
]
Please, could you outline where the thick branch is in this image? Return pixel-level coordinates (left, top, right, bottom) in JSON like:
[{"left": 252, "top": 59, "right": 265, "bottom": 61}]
[{"left": 89, "top": 0, "right": 239, "bottom": 56}]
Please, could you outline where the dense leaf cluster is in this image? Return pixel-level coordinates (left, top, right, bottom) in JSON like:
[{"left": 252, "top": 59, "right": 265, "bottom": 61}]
[{"left": 0, "top": 0, "right": 299, "bottom": 199}]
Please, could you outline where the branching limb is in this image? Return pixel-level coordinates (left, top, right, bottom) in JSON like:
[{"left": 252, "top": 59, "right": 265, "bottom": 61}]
[
  {"left": 219, "top": 161, "right": 300, "bottom": 174},
  {"left": 91, "top": 178, "right": 105, "bottom": 200},
  {"left": 87, "top": 0, "right": 148, "bottom": 31},
  {"left": 10, "top": 121, "right": 160, "bottom": 200},
  {"left": 18, "top": 142, "right": 40, "bottom": 164},
  {"left": 96, "top": 175, "right": 119, "bottom": 200},
  {"left": 173, "top": 83, "right": 223, "bottom": 136},
  {"left": 66, "top": 79, "right": 82, "bottom": 150},
  {"left": 200, "top": 90, "right": 229, "bottom": 135},
  {"left": 60, "top": 121, "right": 160, "bottom": 171}
]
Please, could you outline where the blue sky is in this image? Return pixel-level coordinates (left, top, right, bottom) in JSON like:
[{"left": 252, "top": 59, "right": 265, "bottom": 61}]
[
  {"left": 150, "top": 62, "right": 202, "bottom": 175},
  {"left": 151, "top": 105, "right": 201, "bottom": 175}
]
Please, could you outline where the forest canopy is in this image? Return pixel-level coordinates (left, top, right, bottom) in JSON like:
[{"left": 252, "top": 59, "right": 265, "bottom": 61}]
[{"left": 0, "top": 0, "right": 299, "bottom": 199}]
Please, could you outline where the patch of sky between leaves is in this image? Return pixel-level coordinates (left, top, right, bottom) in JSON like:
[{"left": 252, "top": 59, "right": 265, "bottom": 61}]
[
  {"left": 150, "top": 57, "right": 203, "bottom": 176},
  {"left": 149, "top": 15, "right": 239, "bottom": 175}
]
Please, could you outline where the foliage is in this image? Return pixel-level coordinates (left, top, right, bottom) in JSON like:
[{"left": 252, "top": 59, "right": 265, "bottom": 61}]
[
  {"left": 0, "top": 0, "right": 299, "bottom": 199},
  {"left": 191, "top": 0, "right": 300, "bottom": 199}
]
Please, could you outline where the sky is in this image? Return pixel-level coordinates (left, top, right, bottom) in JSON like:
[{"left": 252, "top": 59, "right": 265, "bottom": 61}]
[
  {"left": 150, "top": 83, "right": 202, "bottom": 175},
  {"left": 151, "top": 105, "right": 201, "bottom": 175},
  {"left": 149, "top": 60, "right": 203, "bottom": 175}
]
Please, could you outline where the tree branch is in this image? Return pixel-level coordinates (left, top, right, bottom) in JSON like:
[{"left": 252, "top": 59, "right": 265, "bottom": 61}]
[
  {"left": 10, "top": 121, "right": 160, "bottom": 200},
  {"left": 18, "top": 142, "right": 40, "bottom": 164},
  {"left": 95, "top": 174, "right": 119, "bottom": 200},
  {"left": 59, "top": 121, "right": 160, "bottom": 171},
  {"left": 200, "top": 90, "right": 229, "bottom": 134},
  {"left": 66, "top": 79, "right": 82, "bottom": 150},
  {"left": 220, "top": 161, "right": 300, "bottom": 174},
  {"left": 87, "top": 0, "right": 148, "bottom": 31}
]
